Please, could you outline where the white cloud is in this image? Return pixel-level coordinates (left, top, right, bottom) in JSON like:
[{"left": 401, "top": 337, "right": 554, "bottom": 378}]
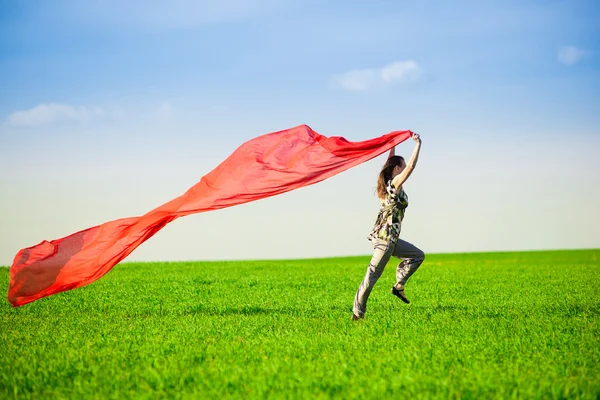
[
  {"left": 8, "top": 103, "right": 108, "bottom": 127},
  {"left": 157, "top": 101, "right": 174, "bottom": 119},
  {"left": 557, "top": 46, "right": 588, "bottom": 66},
  {"left": 331, "top": 60, "right": 421, "bottom": 92}
]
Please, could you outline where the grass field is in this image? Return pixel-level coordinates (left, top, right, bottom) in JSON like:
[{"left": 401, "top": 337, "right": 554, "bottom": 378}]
[{"left": 1, "top": 249, "right": 599, "bottom": 399}]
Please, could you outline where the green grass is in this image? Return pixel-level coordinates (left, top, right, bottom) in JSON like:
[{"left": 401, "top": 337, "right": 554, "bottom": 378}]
[{"left": 1, "top": 249, "right": 599, "bottom": 399}]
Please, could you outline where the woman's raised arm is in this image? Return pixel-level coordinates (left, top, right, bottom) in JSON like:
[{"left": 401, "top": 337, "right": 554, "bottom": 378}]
[{"left": 392, "top": 134, "right": 422, "bottom": 190}]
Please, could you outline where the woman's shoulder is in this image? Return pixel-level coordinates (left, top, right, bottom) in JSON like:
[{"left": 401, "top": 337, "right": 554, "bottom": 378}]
[
  {"left": 385, "top": 179, "right": 396, "bottom": 193},
  {"left": 386, "top": 179, "right": 403, "bottom": 195},
  {"left": 385, "top": 180, "right": 408, "bottom": 204}
]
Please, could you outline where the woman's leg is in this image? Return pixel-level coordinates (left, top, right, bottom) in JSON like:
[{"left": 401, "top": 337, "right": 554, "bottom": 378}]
[
  {"left": 392, "top": 238, "right": 425, "bottom": 294},
  {"left": 353, "top": 239, "right": 394, "bottom": 318}
]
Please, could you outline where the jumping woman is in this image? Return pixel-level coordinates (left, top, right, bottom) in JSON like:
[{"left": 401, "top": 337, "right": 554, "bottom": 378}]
[{"left": 352, "top": 133, "right": 425, "bottom": 320}]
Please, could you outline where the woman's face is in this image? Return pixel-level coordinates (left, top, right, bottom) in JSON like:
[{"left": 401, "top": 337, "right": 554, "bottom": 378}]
[{"left": 392, "top": 160, "right": 406, "bottom": 177}]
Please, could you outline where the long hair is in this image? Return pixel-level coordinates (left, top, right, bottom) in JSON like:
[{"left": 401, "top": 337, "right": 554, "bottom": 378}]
[{"left": 376, "top": 156, "right": 405, "bottom": 199}]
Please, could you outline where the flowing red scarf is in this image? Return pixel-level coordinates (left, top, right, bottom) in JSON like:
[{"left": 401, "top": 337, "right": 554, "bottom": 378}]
[{"left": 8, "top": 125, "right": 412, "bottom": 306}]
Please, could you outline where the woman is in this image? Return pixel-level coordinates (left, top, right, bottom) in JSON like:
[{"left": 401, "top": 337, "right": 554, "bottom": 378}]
[{"left": 352, "top": 133, "right": 425, "bottom": 320}]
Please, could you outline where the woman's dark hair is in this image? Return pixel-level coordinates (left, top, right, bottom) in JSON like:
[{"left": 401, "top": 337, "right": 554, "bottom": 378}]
[{"left": 376, "top": 156, "right": 405, "bottom": 199}]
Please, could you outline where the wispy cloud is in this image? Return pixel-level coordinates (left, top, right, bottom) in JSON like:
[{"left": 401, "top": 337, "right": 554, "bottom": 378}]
[
  {"left": 331, "top": 60, "right": 421, "bottom": 92},
  {"left": 157, "top": 101, "right": 174, "bottom": 119},
  {"left": 8, "top": 103, "right": 109, "bottom": 127},
  {"left": 557, "top": 46, "right": 588, "bottom": 66}
]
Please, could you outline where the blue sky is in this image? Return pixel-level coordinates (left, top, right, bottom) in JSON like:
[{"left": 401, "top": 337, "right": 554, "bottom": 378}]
[{"left": 0, "top": 0, "right": 599, "bottom": 265}]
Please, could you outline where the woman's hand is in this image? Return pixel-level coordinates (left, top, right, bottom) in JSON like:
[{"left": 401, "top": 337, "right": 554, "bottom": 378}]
[{"left": 412, "top": 133, "right": 421, "bottom": 144}]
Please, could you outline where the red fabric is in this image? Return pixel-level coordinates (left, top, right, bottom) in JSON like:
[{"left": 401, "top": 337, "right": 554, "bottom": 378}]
[{"left": 8, "top": 125, "right": 412, "bottom": 306}]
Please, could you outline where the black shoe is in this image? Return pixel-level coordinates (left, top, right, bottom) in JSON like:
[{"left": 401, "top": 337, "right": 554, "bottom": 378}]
[
  {"left": 351, "top": 313, "right": 363, "bottom": 321},
  {"left": 391, "top": 284, "right": 410, "bottom": 304}
]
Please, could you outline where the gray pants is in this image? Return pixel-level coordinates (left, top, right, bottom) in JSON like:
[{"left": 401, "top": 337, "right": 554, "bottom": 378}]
[{"left": 353, "top": 238, "right": 425, "bottom": 317}]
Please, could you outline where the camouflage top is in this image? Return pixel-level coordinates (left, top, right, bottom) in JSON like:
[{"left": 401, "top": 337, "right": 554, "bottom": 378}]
[{"left": 367, "top": 179, "right": 409, "bottom": 242}]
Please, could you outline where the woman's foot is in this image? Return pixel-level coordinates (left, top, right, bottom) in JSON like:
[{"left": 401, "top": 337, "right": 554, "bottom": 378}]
[
  {"left": 351, "top": 313, "right": 363, "bottom": 321},
  {"left": 391, "top": 284, "right": 410, "bottom": 304}
]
